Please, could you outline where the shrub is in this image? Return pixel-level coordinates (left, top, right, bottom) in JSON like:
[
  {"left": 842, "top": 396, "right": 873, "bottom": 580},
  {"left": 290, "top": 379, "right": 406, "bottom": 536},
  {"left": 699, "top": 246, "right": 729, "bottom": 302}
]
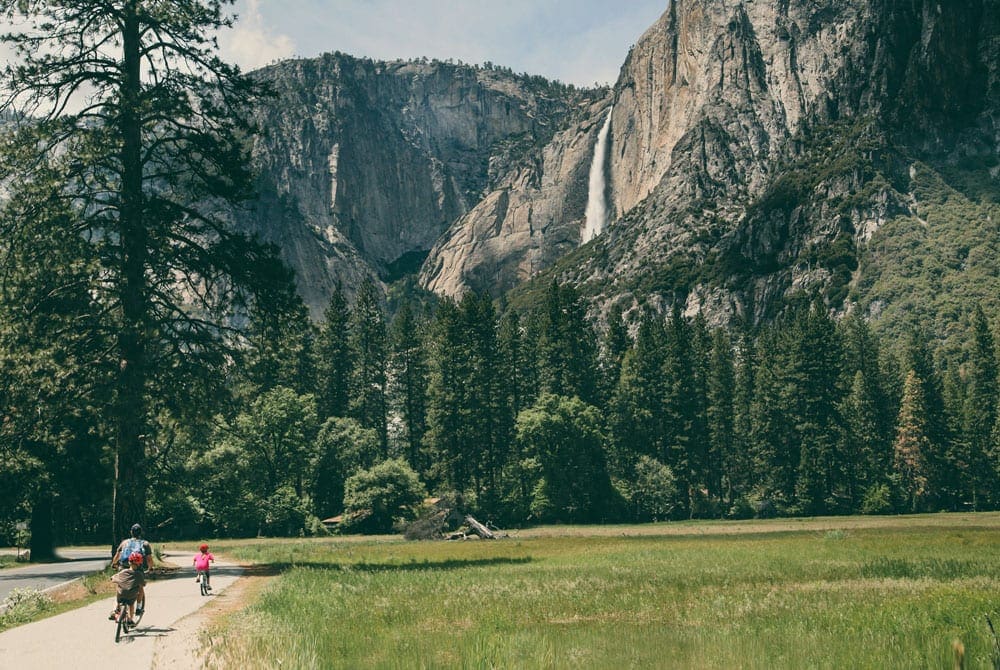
[
  {"left": 860, "top": 484, "right": 894, "bottom": 515},
  {"left": 342, "top": 459, "right": 427, "bottom": 534},
  {"left": 262, "top": 486, "right": 318, "bottom": 537},
  {"left": 727, "top": 496, "right": 756, "bottom": 520},
  {"left": 0, "top": 588, "right": 51, "bottom": 627},
  {"left": 630, "top": 456, "right": 678, "bottom": 522}
]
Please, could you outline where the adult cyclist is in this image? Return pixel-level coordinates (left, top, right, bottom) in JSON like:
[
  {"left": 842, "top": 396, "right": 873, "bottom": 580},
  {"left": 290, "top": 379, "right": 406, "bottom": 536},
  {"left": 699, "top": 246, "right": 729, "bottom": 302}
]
[{"left": 111, "top": 523, "right": 152, "bottom": 615}]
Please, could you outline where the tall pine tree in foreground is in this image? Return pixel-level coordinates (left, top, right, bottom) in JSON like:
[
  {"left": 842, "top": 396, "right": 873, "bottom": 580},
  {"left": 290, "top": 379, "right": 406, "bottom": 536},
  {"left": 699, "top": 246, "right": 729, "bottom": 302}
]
[{"left": 0, "top": 0, "right": 284, "bottom": 543}]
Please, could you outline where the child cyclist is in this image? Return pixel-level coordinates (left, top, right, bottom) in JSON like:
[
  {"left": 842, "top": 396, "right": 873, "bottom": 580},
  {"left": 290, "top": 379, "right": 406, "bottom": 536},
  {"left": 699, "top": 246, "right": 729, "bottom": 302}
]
[
  {"left": 193, "top": 543, "right": 214, "bottom": 590},
  {"left": 110, "top": 552, "right": 146, "bottom": 624}
]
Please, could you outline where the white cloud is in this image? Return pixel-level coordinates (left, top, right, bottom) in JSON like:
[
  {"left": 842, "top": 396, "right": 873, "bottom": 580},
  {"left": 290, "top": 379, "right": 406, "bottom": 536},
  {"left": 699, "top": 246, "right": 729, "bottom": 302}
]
[{"left": 219, "top": 0, "right": 296, "bottom": 70}]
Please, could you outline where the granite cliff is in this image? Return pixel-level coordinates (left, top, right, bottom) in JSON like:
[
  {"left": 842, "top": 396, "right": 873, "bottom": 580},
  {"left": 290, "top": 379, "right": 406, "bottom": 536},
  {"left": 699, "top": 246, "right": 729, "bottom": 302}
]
[
  {"left": 244, "top": 0, "right": 1000, "bottom": 343},
  {"left": 242, "top": 53, "right": 605, "bottom": 315},
  {"left": 531, "top": 0, "right": 1000, "bottom": 343}
]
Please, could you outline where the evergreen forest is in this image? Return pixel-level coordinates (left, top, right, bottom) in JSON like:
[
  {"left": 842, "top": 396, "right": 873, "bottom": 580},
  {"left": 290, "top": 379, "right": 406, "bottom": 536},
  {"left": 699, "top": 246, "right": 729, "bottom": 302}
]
[{"left": 1, "top": 1, "right": 999, "bottom": 557}]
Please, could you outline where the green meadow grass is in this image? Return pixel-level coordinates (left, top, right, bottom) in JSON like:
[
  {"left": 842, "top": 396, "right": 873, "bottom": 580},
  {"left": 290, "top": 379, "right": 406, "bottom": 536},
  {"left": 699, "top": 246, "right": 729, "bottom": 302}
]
[{"left": 206, "top": 514, "right": 1000, "bottom": 669}]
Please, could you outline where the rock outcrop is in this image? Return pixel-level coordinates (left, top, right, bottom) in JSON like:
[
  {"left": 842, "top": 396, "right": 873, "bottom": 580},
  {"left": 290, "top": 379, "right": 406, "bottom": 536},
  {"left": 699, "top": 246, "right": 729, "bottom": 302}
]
[
  {"left": 556, "top": 0, "right": 1000, "bottom": 328},
  {"left": 420, "top": 97, "right": 612, "bottom": 298},
  {"left": 242, "top": 54, "right": 603, "bottom": 314}
]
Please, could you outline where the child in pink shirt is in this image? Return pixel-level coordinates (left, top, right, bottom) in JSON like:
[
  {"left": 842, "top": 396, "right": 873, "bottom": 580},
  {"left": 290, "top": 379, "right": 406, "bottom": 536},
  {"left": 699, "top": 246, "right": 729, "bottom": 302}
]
[{"left": 193, "top": 543, "right": 214, "bottom": 589}]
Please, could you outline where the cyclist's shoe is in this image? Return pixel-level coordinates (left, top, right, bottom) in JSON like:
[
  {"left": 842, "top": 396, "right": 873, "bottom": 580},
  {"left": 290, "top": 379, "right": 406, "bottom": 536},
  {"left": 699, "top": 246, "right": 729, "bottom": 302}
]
[
  {"left": 127, "top": 619, "right": 136, "bottom": 626},
  {"left": 207, "top": 584, "right": 212, "bottom": 590},
  {"left": 109, "top": 610, "right": 117, "bottom": 620},
  {"left": 135, "top": 605, "right": 144, "bottom": 615}
]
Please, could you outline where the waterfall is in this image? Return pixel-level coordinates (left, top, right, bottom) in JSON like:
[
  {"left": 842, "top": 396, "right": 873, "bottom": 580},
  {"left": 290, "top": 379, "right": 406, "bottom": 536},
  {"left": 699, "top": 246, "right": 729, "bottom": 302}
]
[{"left": 582, "top": 105, "right": 613, "bottom": 244}]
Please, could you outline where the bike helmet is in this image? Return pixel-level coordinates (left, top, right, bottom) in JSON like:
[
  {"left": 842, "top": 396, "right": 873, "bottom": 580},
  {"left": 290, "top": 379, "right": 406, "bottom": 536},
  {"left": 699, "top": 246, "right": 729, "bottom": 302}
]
[
  {"left": 128, "top": 551, "right": 144, "bottom": 565},
  {"left": 130, "top": 523, "right": 142, "bottom": 537},
  {"left": 199, "top": 543, "right": 209, "bottom": 552}
]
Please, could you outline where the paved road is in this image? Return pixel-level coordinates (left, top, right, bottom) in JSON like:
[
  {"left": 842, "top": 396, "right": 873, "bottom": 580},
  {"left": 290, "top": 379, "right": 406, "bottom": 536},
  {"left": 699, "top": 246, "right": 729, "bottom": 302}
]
[
  {"left": 0, "top": 549, "right": 110, "bottom": 600},
  {"left": 0, "top": 552, "right": 243, "bottom": 667}
]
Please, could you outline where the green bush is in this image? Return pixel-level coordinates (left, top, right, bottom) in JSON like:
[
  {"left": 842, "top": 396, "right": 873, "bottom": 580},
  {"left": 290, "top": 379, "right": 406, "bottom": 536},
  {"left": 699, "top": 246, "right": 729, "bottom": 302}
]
[
  {"left": 630, "top": 456, "right": 678, "bottom": 522},
  {"left": 860, "top": 483, "right": 894, "bottom": 515},
  {"left": 727, "top": 496, "right": 756, "bottom": 520},
  {"left": 342, "top": 459, "right": 427, "bottom": 534},
  {"left": 262, "top": 486, "right": 318, "bottom": 537},
  {"left": 0, "top": 588, "right": 50, "bottom": 627}
]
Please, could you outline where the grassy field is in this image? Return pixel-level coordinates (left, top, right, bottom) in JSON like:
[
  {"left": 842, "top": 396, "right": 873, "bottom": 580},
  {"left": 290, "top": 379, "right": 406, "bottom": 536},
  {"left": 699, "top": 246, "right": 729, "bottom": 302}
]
[{"left": 204, "top": 513, "right": 1000, "bottom": 669}]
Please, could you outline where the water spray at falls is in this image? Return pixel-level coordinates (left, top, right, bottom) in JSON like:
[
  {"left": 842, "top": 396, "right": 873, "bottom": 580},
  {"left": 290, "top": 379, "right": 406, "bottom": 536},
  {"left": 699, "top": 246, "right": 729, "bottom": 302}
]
[{"left": 582, "top": 105, "right": 613, "bottom": 244}]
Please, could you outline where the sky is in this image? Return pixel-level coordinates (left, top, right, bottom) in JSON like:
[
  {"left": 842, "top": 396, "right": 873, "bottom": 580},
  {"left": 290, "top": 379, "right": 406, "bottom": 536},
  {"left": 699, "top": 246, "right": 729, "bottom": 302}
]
[{"left": 218, "top": 0, "right": 670, "bottom": 87}]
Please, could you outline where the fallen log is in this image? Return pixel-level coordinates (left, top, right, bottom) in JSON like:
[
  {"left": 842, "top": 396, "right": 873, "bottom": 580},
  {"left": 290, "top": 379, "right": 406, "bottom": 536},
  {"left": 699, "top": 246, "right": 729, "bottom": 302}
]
[{"left": 464, "top": 515, "right": 496, "bottom": 539}]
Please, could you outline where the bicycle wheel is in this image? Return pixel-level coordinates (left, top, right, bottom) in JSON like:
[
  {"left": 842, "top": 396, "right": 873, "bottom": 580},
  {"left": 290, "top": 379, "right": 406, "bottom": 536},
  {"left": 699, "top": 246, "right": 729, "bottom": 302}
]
[
  {"left": 200, "top": 573, "right": 209, "bottom": 596},
  {"left": 133, "top": 596, "right": 144, "bottom": 626},
  {"left": 114, "top": 608, "right": 127, "bottom": 643}
]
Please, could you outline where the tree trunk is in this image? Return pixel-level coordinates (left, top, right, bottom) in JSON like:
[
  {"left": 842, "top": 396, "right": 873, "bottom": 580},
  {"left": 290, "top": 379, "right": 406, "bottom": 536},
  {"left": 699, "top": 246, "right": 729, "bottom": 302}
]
[
  {"left": 29, "top": 494, "right": 56, "bottom": 561},
  {"left": 464, "top": 515, "right": 496, "bottom": 539},
  {"left": 112, "top": 0, "right": 149, "bottom": 545}
]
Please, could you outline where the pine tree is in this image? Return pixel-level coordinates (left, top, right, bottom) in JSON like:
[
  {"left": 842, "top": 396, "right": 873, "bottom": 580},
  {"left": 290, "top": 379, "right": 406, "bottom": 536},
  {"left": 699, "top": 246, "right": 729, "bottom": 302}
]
[
  {"left": 537, "top": 281, "right": 598, "bottom": 403},
  {"left": 0, "top": 0, "right": 282, "bottom": 542},
  {"left": 349, "top": 279, "right": 388, "bottom": 454},
  {"left": 839, "top": 312, "right": 894, "bottom": 509},
  {"left": 244, "top": 287, "right": 316, "bottom": 396},
  {"left": 315, "top": 282, "right": 352, "bottom": 420},
  {"left": 465, "top": 294, "right": 512, "bottom": 506},
  {"left": 423, "top": 298, "right": 467, "bottom": 490},
  {"left": 498, "top": 309, "right": 536, "bottom": 419},
  {"left": 789, "top": 302, "right": 844, "bottom": 515},
  {"left": 689, "top": 313, "right": 714, "bottom": 502},
  {"left": 707, "top": 328, "right": 737, "bottom": 505},
  {"left": 422, "top": 292, "right": 512, "bottom": 508},
  {"left": 962, "top": 306, "right": 997, "bottom": 508},
  {"left": 598, "top": 303, "right": 631, "bottom": 405},
  {"left": 660, "top": 305, "right": 701, "bottom": 516},
  {"left": 389, "top": 300, "right": 428, "bottom": 472},
  {"left": 894, "top": 370, "right": 930, "bottom": 512},
  {"left": 730, "top": 326, "right": 757, "bottom": 507},
  {"left": 608, "top": 310, "right": 666, "bottom": 479},
  {"left": 902, "top": 333, "right": 955, "bottom": 509},
  {"left": 749, "top": 327, "right": 797, "bottom": 509}
]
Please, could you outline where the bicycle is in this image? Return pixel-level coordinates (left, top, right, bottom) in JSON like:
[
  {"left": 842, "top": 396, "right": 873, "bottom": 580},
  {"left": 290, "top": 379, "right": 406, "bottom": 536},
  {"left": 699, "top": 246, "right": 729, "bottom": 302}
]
[
  {"left": 113, "top": 598, "right": 135, "bottom": 643},
  {"left": 196, "top": 570, "right": 209, "bottom": 596}
]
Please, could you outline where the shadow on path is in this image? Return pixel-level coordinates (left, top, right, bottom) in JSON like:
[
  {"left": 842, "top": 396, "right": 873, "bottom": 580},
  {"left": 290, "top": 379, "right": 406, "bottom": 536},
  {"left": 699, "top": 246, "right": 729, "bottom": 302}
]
[{"left": 150, "top": 564, "right": 246, "bottom": 582}]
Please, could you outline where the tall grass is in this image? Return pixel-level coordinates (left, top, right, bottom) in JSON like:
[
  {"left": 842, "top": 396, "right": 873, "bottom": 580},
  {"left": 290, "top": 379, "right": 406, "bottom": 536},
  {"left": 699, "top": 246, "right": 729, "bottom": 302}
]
[{"left": 207, "top": 514, "right": 1000, "bottom": 669}]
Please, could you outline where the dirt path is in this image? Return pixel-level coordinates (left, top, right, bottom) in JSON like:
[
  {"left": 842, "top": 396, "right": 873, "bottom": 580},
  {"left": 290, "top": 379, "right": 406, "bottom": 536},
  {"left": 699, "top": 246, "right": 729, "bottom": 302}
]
[{"left": 0, "top": 551, "right": 243, "bottom": 668}]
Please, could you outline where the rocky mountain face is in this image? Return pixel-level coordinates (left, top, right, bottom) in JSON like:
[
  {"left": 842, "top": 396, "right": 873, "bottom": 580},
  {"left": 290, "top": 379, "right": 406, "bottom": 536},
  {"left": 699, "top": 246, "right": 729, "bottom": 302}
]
[
  {"left": 243, "top": 54, "right": 605, "bottom": 315},
  {"left": 246, "top": 0, "right": 1000, "bottom": 344},
  {"left": 558, "top": 0, "right": 1000, "bottom": 336},
  {"left": 418, "top": 96, "right": 612, "bottom": 298}
]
